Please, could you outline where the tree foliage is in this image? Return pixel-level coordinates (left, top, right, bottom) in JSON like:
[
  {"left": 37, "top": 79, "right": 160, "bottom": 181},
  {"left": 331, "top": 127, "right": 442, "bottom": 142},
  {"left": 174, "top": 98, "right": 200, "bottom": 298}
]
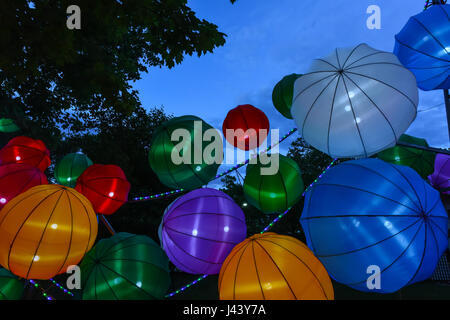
[{"left": 0, "top": 0, "right": 232, "bottom": 141}]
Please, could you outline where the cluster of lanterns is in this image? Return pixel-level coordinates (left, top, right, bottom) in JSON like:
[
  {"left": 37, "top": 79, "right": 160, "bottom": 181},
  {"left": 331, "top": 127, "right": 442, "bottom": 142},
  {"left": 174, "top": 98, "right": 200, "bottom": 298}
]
[{"left": 0, "top": 2, "right": 448, "bottom": 301}]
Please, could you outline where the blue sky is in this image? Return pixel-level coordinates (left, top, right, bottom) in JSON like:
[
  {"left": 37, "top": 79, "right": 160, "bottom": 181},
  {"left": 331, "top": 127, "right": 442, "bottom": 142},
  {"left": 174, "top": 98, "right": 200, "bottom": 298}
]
[{"left": 134, "top": 0, "right": 448, "bottom": 157}]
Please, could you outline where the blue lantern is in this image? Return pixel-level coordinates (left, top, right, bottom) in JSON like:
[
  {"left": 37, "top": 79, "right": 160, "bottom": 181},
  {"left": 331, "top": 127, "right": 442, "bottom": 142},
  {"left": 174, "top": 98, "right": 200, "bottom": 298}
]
[
  {"left": 394, "top": 5, "right": 450, "bottom": 91},
  {"left": 300, "top": 158, "right": 448, "bottom": 293}
]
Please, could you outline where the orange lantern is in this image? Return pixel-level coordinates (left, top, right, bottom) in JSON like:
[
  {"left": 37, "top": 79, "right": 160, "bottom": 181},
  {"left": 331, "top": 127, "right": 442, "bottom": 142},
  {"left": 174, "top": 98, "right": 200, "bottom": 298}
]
[
  {"left": 0, "top": 184, "right": 98, "bottom": 279},
  {"left": 218, "top": 233, "right": 334, "bottom": 300}
]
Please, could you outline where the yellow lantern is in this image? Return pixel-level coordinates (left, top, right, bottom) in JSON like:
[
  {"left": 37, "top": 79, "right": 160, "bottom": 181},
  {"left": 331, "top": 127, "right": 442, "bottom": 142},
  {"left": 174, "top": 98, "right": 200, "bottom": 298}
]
[{"left": 0, "top": 184, "right": 98, "bottom": 279}]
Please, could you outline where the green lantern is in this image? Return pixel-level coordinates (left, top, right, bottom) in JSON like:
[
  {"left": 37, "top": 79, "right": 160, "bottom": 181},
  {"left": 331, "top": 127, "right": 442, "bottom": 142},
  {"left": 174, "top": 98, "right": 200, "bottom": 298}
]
[
  {"left": 272, "top": 74, "right": 302, "bottom": 119},
  {"left": 54, "top": 152, "right": 93, "bottom": 188},
  {"left": 0, "top": 118, "right": 19, "bottom": 133},
  {"left": 80, "top": 232, "right": 171, "bottom": 300},
  {"left": 377, "top": 134, "right": 436, "bottom": 179},
  {"left": 0, "top": 268, "right": 23, "bottom": 300},
  {"left": 243, "top": 154, "right": 304, "bottom": 214},
  {"left": 148, "top": 115, "right": 221, "bottom": 190}
]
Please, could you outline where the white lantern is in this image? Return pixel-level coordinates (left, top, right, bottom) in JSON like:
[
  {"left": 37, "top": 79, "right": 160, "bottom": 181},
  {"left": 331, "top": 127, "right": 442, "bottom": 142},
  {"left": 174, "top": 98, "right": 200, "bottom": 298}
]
[{"left": 291, "top": 43, "right": 419, "bottom": 158}]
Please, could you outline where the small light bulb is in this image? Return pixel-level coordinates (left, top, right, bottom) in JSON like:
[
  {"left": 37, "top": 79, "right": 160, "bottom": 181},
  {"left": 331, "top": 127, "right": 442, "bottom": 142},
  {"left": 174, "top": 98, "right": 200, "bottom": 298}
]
[
  {"left": 192, "top": 229, "right": 198, "bottom": 236},
  {"left": 0, "top": 198, "right": 6, "bottom": 204},
  {"left": 224, "top": 226, "right": 230, "bottom": 232},
  {"left": 51, "top": 224, "right": 58, "bottom": 229},
  {"left": 33, "top": 256, "right": 40, "bottom": 262},
  {"left": 15, "top": 156, "right": 21, "bottom": 161},
  {"left": 108, "top": 192, "right": 115, "bottom": 197}
]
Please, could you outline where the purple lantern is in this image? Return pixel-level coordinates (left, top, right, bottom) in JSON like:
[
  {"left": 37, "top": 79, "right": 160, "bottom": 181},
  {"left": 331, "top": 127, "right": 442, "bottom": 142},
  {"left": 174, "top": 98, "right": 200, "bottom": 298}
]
[
  {"left": 159, "top": 188, "right": 247, "bottom": 275},
  {"left": 429, "top": 154, "right": 450, "bottom": 194}
]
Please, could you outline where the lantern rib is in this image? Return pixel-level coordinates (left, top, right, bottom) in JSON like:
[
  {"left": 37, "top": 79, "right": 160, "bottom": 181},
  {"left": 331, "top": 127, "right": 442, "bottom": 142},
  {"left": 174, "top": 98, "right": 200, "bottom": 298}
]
[
  {"left": 301, "top": 74, "right": 340, "bottom": 137},
  {"left": 315, "top": 58, "right": 338, "bottom": 70},
  {"left": 162, "top": 233, "right": 200, "bottom": 274},
  {"left": 313, "top": 219, "right": 422, "bottom": 258},
  {"left": 341, "top": 75, "right": 368, "bottom": 158},
  {"left": 326, "top": 74, "right": 341, "bottom": 156},
  {"left": 386, "top": 163, "right": 426, "bottom": 213},
  {"left": 97, "top": 262, "right": 157, "bottom": 299},
  {"left": 0, "top": 185, "right": 48, "bottom": 226},
  {"left": 345, "top": 70, "right": 418, "bottom": 111},
  {"left": 427, "top": 223, "right": 441, "bottom": 264},
  {"left": 5, "top": 189, "right": 61, "bottom": 272},
  {"left": 404, "top": 224, "right": 427, "bottom": 287},
  {"left": 97, "top": 234, "right": 140, "bottom": 261},
  {"left": 438, "top": 3, "right": 450, "bottom": 19},
  {"left": 232, "top": 241, "right": 251, "bottom": 300},
  {"left": 308, "top": 183, "right": 422, "bottom": 214},
  {"left": 65, "top": 188, "right": 95, "bottom": 258},
  {"left": 394, "top": 37, "right": 450, "bottom": 63},
  {"left": 98, "top": 264, "right": 119, "bottom": 300},
  {"left": 344, "top": 51, "right": 386, "bottom": 69},
  {"left": 338, "top": 162, "right": 423, "bottom": 212},
  {"left": 411, "top": 17, "right": 450, "bottom": 55},
  {"left": 251, "top": 241, "right": 265, "bottom": 300},
  {"left": 341, "top": 43, "right": 365, "bottom": 68},
  {"left": 345, "top": 62, "right": 406, "bottom": 71},
  {"left": 418, "top": 68, "right": 450, "bottom": 86},
  {"left": 218, "top": 240, "right": 249, "bottom": 292},
  {"left": 26, "top": 190, "right": 65, "bottom": 279},
  {"left": 342, "top": 73, "right": 398, "bottom": 144},
  {"left": 259, "top": 238, "right": 330, "bottom": 299},
  {"left": 164, "top": 195, "right": 234, "bottom": 216},
  {"left": 253, "top": 240, "right": 297, "bottom": 299},
  {"left": 429, "top": 219, "right": 448, "bottom": 238},
  {"left": 300, "top": 214, "right": 421, "bottom": 221},
  {"left": 292, "top": 73, "right": 336, "bottom": 104},
  {"left": 163, "top": 212, "right": 246, "bottom": 225},
  {"left": 164, "top": 225, "right": 240, "bottom": 246},
  {"left": 54, "top": 192, "right": 75, "bottom": 275},
  {"left": 344, "top": 220, "right": 424, "bottom": 286}
]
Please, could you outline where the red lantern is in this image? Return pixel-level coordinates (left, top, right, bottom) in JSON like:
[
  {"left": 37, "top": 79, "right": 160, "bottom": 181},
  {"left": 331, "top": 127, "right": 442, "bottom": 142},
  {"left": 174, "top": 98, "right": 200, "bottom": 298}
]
[
  {"left": 0, "top": 136, "right": 51, "bottom": 172},
  {"left": 75, "top": 164, "right": 130, "bottom": 215},
  {"left": 222, "top": 104, "right": 270, "bottom": 151},
  {"left": 0, "top": 163, "right": 48, "bottom": 210}
]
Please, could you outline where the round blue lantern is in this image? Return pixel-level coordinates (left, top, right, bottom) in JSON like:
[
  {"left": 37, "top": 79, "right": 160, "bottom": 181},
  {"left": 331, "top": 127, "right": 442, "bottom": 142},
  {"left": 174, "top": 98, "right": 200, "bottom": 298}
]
[
  {"left": 300, "top": 158, "right": 448, "bottom": 293},
  {"left": 394, "top": 4, "right": 450, "bottom": 91}
]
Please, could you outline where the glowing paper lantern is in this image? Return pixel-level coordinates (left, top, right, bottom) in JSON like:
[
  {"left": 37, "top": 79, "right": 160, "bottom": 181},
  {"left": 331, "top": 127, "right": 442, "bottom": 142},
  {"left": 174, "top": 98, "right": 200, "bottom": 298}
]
[
  {"left": 222, "top": 104, "right": 270, "bottom": 151},
  {"left": 55, "top": 152, "right": 93, "bottom": 188},
  {"left": 149, "top": 116, "right": 221, "bottom": 190},
  {"left": 80, "top": 232, "right": 170, "bottom": 300},
  {"left": 160, "top": 188, "right": 246, "bottom": 275},
  {"left": 0, "top": 184, "right": 98, "bottom": 279},
  {"left": 377, "top": 134, "right": 436, "bottom": 179},
  {"left": 0, "top": 136, "right": 51, "bottom": 172},
  {"left": 0, "top": 268, "right": 23, "bottom": 300},
  {"left": 394, "top": 4, "right": 450, "bottom": 91},
  {"left": 291, "top": 43, "right": 418, "bottom": 158},
  {"left": 301, "top": 158, "right": 448, "bottom": 293},
  {"left": 272, "top": 74, "right": 302, "bottom": 119},
  {"left": 243, "top": 154, "right": 304, "bottom": 214},
  {"left": 0, "top": 163, "right": 48, "bottom": 210},
  {"left": 429, "top": 153, "right": 450, "bottom": 194},
  {"left": 0, "top": 119, "right": 19, "bottom": 133},
  {"left": 75, "top": 164, "right": 130, "bottom": 215},
  {"left": 218, "top": 233, "right": 334, "bottom": 300}
]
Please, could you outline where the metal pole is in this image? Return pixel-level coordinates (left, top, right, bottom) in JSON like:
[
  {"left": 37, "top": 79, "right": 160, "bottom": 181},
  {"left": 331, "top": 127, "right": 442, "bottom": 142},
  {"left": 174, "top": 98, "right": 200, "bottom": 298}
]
[
  {"left": 397, "top": 141, "right": 450, "bottom": 155},
  {"left": 445, "top": 89, "right": 450, "bottom": 143}
]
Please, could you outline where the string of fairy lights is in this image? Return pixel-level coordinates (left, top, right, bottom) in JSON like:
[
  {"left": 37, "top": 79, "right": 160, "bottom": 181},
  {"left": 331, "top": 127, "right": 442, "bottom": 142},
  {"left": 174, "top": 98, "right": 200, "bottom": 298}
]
[{"left": 165, "top": 157, "right": 338, "bottom": 298}]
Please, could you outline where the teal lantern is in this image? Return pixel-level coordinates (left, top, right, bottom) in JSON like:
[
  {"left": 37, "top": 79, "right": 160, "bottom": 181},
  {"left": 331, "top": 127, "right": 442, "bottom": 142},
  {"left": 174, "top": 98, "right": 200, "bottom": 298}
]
[
  {"left": 54, "top": 152, "right": 93, "bottom": 188},
  {"left": 272, "top": 74, "right": 302, "bottom": 119},
  {"left": 80, "top": 232, "right": 171, "bottom": 300},
  {"left": 243, "top": 154, "right": 304, "bottom": 214},
  {"left": 0, "top": 268, "right": 23, "bottom": 300},
  {"left": 148, "top": 115, "right": 221, "bottom": 190}
]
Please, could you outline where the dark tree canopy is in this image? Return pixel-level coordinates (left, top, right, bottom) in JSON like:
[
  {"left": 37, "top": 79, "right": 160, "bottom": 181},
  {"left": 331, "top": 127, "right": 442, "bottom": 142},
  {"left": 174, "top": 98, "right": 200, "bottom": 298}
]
[{"left": 0, "top": 0, "right": 234, "bottom": 141}]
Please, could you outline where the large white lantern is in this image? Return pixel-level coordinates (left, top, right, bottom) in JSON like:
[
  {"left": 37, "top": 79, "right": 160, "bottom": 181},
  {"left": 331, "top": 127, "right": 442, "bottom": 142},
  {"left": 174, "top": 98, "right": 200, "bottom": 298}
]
[{"left": 291, "top": 43, "right": 419, "bottom": 158}]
